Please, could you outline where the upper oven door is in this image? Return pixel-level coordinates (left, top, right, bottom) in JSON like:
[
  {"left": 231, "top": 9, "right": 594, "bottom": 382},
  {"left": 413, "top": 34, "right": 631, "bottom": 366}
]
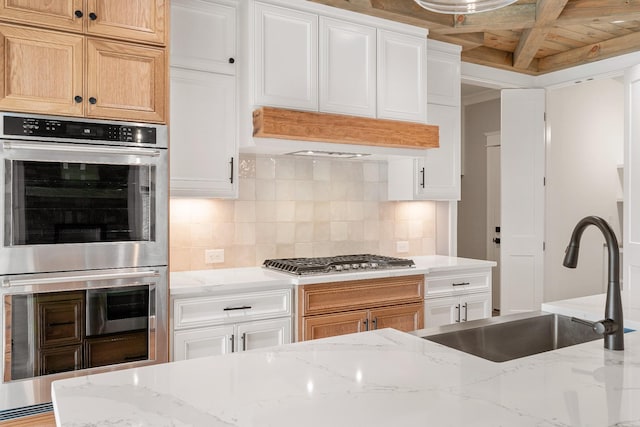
[{"left": 0, "top": 140, "right": 167, "bottom": 274}]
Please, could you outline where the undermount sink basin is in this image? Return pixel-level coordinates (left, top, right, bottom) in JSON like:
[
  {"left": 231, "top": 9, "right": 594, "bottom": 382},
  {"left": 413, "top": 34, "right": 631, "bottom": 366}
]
[{"left": 417, "top": 311, "right": 602, "bottom": 362}]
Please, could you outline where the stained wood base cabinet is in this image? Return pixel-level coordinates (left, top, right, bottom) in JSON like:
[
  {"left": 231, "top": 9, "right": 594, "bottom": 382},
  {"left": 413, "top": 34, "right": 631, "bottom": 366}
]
[{"left": 297, "top": 275, "right": 424, "bottom": 341}]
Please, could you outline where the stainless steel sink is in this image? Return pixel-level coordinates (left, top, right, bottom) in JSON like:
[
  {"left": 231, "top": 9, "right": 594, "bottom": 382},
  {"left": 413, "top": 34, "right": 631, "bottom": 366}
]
[{"left": 416, "top": 311, "right": 602, "bottom": 362}]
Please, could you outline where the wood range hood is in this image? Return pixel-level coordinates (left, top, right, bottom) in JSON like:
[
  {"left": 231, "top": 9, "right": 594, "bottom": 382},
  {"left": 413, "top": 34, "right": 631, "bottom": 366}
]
[{"left": 252, "top": 107, "right": 439, "bottom": 155}]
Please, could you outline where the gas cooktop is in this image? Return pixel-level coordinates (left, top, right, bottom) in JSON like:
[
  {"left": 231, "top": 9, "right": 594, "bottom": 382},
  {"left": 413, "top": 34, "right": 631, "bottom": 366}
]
[{"left": 262, "top": 254, "right": 415, "bottom": 276}]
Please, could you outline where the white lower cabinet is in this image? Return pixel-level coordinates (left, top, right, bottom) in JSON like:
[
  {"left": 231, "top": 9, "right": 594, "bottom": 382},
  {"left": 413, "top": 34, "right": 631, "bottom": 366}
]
[
  {"left": 424, "top": 268, "right": 492, "bottom": 328},
  {"left": 173, "top": 318, "right": 291, "bottom": 360},
  {"left": 424, "top": 293, "right": 491, "bottom": 328},
  {"left": 171, "top": 288, "right": 292, "bottom": 361}
]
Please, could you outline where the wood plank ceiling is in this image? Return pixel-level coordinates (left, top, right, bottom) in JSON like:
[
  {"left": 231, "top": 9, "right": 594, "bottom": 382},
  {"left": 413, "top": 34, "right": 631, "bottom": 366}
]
[{"left": 308, "top": 0, "right": 640, "bottom": 75}]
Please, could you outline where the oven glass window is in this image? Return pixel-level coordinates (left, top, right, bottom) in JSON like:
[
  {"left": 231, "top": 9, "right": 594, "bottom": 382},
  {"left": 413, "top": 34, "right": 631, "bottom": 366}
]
[{"left": 9, "top": 160, "right": 153, "bottom": 245}]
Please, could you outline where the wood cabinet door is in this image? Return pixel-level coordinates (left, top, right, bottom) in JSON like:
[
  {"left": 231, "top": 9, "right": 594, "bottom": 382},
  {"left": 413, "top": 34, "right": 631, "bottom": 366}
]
[
  {"left": 0, "top": 0, "right": 84, "bottom": 32},
  {"left": 301, "top": 310, "right": 367, "bottom": 341},
  {"left": 172, "top": 325, "right": 234, "bottom": 361},
  {"left": 86, "top": 38, "right": 165, "bottom": 122},
  {"left": 37, "top": 344, "right": 82, "bottom": 376},
  {"left": 369, "top": 302, "right": 424, "bottom": 332},
  {"left": 170, "top": 68, "right": 237, "bottom": 197},
  {"left": 236, "top": 318, "right": 291, "bottom": 352},
  {"left": 36, "top": 292, "right": 84, "bottom": 348},
  {"left": 85, "top": 331, "right": 148, "bottom": 368},
  {"left": 0, "top": 24, "right": 84, "bottom": 116},
  {"left": 86, "top": 0, "right": 167, "bottom": 45}
]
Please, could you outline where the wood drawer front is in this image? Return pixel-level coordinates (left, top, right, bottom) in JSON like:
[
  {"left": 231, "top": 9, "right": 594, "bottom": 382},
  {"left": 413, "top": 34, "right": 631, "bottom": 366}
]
[
  {"left": 37, "top": 344, "right": 83, "bottom": 376},
  {"left": 85, "top": 331, "right": 148, "bottom": 368},
  {"left": 173, "top": 289, "right": 292, "bottom": 330},
  {"left": 299, "top": 275, "right": 423, "bottom": 316},
  {"left": 425, "top": 271, "right": 490, "bottom": 298}
]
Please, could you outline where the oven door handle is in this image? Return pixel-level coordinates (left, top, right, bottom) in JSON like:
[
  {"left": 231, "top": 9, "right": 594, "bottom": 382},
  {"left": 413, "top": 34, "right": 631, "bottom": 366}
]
[
  {"left": 2, "top": 141, "right": 161, "bottom": 157},
  {"left": 2, "top": 270, "right": 160, "bottom": 287}
]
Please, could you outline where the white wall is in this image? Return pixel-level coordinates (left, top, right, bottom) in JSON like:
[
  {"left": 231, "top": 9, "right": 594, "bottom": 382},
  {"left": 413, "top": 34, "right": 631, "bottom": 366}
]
[
  {"left": 458, "top": 98, "right": 501, "bottom": 260},
  {"left": 544, "top": 78, "right": 624, "bottom": 302}
]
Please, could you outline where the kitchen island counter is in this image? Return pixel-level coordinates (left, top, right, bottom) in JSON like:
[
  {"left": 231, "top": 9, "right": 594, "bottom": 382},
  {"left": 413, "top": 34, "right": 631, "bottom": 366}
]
[
  {"left": 52, "top": 326, "right": 640, "bottom": 426},
  {"left": 170, "top": 255, "right": 495, "bottom": 293}
]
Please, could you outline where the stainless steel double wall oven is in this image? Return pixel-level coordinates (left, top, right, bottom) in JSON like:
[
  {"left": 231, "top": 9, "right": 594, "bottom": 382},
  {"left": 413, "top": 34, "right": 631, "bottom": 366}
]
[{"left": 0, "top": 112, "right": 168, "bottom": 411}]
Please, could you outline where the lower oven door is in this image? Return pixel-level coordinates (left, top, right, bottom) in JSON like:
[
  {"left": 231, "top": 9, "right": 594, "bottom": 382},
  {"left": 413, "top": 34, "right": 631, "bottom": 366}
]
[{"left": 0, "top": 267, "right": 167, "bottom": 411}]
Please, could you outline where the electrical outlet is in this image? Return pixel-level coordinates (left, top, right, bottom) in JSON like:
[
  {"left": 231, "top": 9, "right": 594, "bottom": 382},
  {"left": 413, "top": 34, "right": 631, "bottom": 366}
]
[
  {"left": 396, "top": 241, "right": 409, "bottom": 253},
  {"left": 205, "top": 249, "right": 224, "bottom": 264}
]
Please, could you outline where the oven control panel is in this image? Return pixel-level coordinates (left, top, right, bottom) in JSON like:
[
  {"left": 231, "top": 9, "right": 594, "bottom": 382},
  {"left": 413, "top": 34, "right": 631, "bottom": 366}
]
[{"left": 2, "top": 115, "right": 157, "bottom": 144}]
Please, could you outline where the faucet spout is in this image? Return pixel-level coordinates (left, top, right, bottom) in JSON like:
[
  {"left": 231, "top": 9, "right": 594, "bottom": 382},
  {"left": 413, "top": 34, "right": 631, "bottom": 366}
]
[{"left": 563, "top": 216, "right": 623, "bottom": 350}]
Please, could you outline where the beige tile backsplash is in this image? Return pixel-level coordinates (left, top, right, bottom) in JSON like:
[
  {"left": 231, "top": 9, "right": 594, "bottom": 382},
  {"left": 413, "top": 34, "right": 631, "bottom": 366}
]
[{"left": 170, "top": 154, "right": 437, "bottom": 271}]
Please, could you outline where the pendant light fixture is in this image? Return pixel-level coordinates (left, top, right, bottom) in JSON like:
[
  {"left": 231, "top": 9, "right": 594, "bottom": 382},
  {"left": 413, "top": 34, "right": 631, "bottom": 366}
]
[{"left": 414, "top": 0, "right": 518, "bottom": 14}]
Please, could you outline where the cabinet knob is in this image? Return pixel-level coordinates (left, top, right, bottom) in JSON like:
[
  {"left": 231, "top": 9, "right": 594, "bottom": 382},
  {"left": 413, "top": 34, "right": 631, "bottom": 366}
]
[
  {"left": 74, "top": 10, "right": 83, "bottom": 18},
  {"left": 89, "top": 97, "right": 97, "bottom": 105},
  {"left": 74, "top": 95, "right": 83, "bottom": 103},
  {"left": 89, "top": 12, "right": 97, "bottom": 20},
  {"left": 228, "top": 57, "right": 235, "bottom": 64}
]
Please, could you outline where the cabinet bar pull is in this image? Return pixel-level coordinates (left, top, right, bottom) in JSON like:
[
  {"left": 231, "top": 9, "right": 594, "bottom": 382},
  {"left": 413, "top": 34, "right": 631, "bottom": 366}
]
[
  {"left": 229, "top": 157, "right": 234, "bottom": 184},
  {"left": 363, "top": 318, "right": 369, "bottom": 331},
  {"left": 420, "top": 167, "right": 425, "bottom": 188},
  {"left": 455, "top": 304, "right": 461, "bottom": 322},
  {"left": 47, "top": 321, "right": 75, "bottom": 327},
  {"left": 462, "top": 303, "right": 468, "bottom": 322},
  {"left": 452, "top": 282, "right": 470, "bottom": 287},
  {"left": 241, "top": 332, "right": 247, "bottom": 351},
  {"left": 223, "top": 305, "right": 252, "bottom": 311},
  {"left": 372, "top": 317, "right": 378, "bottom": 330},
  {"left": 230, "top": 334, "right": 235, "bottom": 352},
  {"left": 123, "top": 355, "right": 145, "bottom": 361}
]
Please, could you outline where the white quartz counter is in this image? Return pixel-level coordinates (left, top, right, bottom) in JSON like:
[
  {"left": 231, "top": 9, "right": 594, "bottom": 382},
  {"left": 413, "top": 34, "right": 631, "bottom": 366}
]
[
  {"left": 170, "top": 255, "right": 496, "bottom": 295},
  {"left": 52, "top": 326, "right": 640, "bottom": 426}
]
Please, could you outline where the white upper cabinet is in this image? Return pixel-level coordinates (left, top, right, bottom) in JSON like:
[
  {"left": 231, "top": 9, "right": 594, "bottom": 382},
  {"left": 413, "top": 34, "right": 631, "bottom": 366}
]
[
  {"left": 170, "top": 68, "right": 237, "bottom": 198},
  {"left": 426, "top": 40, "right": 461, "bottom": 107},
  {"left": 319, "top": 17, "right": 376, "bottom": 117},
  {"left": 249, "top": 0, "right": 427, "bottom": 123},
  {"left": 171, "top": 0, "right": 237, "bottom": 74},
  {"left": 377, "top": 30, "right": 427, "bottom": 123},
  {"left": 254, "top": 2, "right": 318, "bottom": 111}
]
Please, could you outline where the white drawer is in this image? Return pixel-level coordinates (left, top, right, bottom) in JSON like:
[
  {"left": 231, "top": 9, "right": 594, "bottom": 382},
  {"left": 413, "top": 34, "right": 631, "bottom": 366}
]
[
  {"left": 173, "top": 288, "right": 292, "bottom": 330},
  {"left": 425, "top": 270, "right": 490, "bottom": 298}
]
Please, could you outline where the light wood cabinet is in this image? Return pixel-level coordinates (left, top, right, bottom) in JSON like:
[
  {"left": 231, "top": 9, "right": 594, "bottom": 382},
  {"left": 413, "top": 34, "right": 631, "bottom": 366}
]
[
  {"left": 86, "top": 38, "right": 165, "bottom": 122},
  {"left": 297, "top": 275, "right": 424, "bottom": 341},
  {"left": 0, "top": 0, "right": 167, "bottom": 45},
  {"left": 0, "top": 1, "right": 167, "bottom": 122}
]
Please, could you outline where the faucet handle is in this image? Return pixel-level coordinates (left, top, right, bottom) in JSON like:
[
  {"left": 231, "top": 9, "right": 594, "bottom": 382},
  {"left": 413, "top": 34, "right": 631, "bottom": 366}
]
[{"left": 571, "top": 317, "right": 619, "bottom": 335}]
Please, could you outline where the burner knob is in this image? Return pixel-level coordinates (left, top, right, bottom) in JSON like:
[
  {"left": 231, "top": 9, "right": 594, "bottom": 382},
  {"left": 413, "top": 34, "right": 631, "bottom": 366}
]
[
  {"left": 342, "top": 264, "right": 351, "bottom": 270},
  {"left": 351, "top": 263, "right": 360, "bottom": 269},
  {"left": 334, "top": 265, "right": 343, "bottom": 271},
  {"left": 370, "top": 262, "right": 379, "bottom": 268},
  {"left": 360, "top": 263, "right": 369, "bottom": 269}
]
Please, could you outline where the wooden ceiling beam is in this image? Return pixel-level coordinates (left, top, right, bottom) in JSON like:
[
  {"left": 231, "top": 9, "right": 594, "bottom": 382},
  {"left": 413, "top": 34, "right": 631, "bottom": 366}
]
[
  {"left": 513, "top": 0, "right": 568, "bottom": 70},
  {"left": 461, "top": 45, "right": 539, "bottom": 75},
  {"left": 435, "top": 4, "right": 536, "bottom": 34},
  {"left": 557, "top": 1, "right": 640, "bottom": 25},
  {"left": 538, "top": 31, "right": 640, "bottom": 73}
]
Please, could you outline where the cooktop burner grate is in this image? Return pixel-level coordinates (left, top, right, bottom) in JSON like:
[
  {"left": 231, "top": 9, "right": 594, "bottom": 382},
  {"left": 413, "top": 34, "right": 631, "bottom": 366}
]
[{"left": 263, "top": 254, "right": 415, "bottom": 275}]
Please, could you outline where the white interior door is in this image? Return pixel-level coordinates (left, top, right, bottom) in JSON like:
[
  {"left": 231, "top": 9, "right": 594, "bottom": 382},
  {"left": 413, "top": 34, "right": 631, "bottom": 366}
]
[
  {"left": 500, "top": 89, "right": 546, "bottom": 314},
  {"left": 486, "top": 133, "right": 501, "bottom": 311},
  {"left": 624, "top": 64, "right": 640, "bottom": 290}
]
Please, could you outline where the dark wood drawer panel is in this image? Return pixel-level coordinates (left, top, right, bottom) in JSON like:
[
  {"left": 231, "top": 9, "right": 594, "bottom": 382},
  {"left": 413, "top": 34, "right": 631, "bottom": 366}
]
[
  {"left": 36, "top": 291, "right": 84, "bottom": 348},
  {"left": 85, "top": 331, "right": 148, "bottom": 368},
  {"left": 37, "top": 344, "right": 83, "bottom": 376}
]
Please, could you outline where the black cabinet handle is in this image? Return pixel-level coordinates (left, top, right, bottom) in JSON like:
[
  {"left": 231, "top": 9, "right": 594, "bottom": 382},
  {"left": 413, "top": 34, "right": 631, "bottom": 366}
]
[
  {"left": 223, "top": 305, "right": 252, "bottom": 311},
  {"left": 230, "top": 334, "right": 235, "bottom": 352},
  {"left": 74, "top": 10, "right": 83, "bottom": 18},
  {"left": 74, "top": 95, "right": 83, "bottom": 103},
  {"left": 123, "top": 355, "right": 145, "bottom": 361},
  {"left": 228, "top": 58, "right": 235, "bottom": 64},
  {"left": 452, "top": 282, "right": 470, "bottom": 287},
  {"left": 89, "top": 97, "right": 97, "bottom": 104},
  {"left": 372, "top": 317, "right": 378, "bottom": 330},
  {"left": 89, "top": 12, "right": 97, "bottom": 20},
  {"left": 241, "top": 332, "right": 247, "bottom": 351},
  {"left": 420, "top": 167, "right": 425, "bottom": 188},
  {"left": 462, "top": 303, "right": 468, "bottom": 322},
  {"left": 47, "top": 321, "right": 75, "bottom": 327},
  {"left": 229, "top": 157, "right": 234, "bottom": 184},
  {"left": 363, "top": 318, "right": 369, "bottom": 331}
]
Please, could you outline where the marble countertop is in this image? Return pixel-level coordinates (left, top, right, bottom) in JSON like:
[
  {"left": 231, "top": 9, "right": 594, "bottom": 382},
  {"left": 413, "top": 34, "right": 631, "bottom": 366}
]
[
  {"left": 170, "top": 255, "right": 496, "bottom": 295},
  {"left": 52, "top": 326, "right": 640, "bottom": 426}
]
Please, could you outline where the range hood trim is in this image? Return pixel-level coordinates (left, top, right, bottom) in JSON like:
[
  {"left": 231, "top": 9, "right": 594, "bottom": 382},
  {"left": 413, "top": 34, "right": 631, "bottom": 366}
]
[{"left": 252, "top": 107, "right": 439, "bottom": 150}]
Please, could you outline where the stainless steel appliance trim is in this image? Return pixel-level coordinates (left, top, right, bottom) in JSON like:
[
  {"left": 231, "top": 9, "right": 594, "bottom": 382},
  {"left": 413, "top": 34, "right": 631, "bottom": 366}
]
[
  {"left": 86, "top": 283, "right": 153, "bottom": 336},
  {"left": 3, "top": 141, "right": 161, "bottom": 157},
  {"left": 2, "top": 270, "right": 159, "bottom": 287}
]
